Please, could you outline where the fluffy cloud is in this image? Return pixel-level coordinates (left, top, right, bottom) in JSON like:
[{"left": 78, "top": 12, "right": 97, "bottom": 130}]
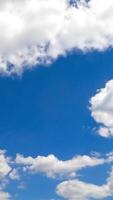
[
  {"left": 0, "top": 150, "right": 11, "bottom": 180},
  {"left": 56, "top": 166, "right": 113, "bottom": 200},
  {"left": 0, "top": 150, "right": 113, "bottom": 200},
  {"left": 90, "top": 80, "right": 113, "bottom": 138},
  {"left": 3, "top": 150, "right": 108, "bottom": 199},
  {"left": 56, "top": 180, "right": 110, "bottom": 200},
  {"left": 0, "top": 0, "right": 113, "bottom": 75},
  {"left": 0, "top": 150, "right": 20, "bottom": 199},
  {"left": 15, "top": 154, "right": 105, "bottom": 178},
  {"left": 0, "top": 150, "right": 12, "bottom": 200}
]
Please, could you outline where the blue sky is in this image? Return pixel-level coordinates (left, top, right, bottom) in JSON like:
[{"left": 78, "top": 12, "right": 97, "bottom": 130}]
[
  {"left": 0, "top": 50, "right": 113, "bottom": 200},
  {"left": 1, "top": 50, "right": 113, "bottom": 156},
  {"left": 1, "top": 0, "right": 113, "bottom": 200}
]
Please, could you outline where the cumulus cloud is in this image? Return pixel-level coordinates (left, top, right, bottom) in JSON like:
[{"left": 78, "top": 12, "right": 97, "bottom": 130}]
[
  {"left": 56, "top": 165, "right": 113, "bottom": 200},
  {"left": 90, "top": 80, "right": 113, "bottom": 138},
  {"left": 0, "top": 150, "right": 20, "bottom": 199},
  {"left": 0, "top": 0, "right": 113, "bottom": 75},
  {"left": 15, "top": 154, "right": 105, "bottom": 178},
  {"left": 0, "top": 150, "right": 11, "bottom": 180},
  {"left": 1, "top": 149, "right": 113, "bottom": 199},
  {"left": 56, "top": 180, "right": 110, "bottom": 200},
  {"left": 0, "top": 150, "right": 12, "bottom": 200}
]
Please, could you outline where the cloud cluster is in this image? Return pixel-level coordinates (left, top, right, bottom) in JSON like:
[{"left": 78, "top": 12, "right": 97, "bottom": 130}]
[
  {"left": 15, "top": 152, "right": 113, "bottom": 200},
  {"left": 1, "top": 149, "right": 113, "bottom": 200},
  {"left": 0, "top": 0, "right": 113, "bottom": 75},
  {"left": 90, "top": 80, "right": 113, "bottom": 138},
  {"left": 57, "top": 158, "right": 113, "bottom": 200},
  {"left": 57, "top": 165, "right": 113, "bottom": 200},
  {"left": 0, "top": 150, "right": 110, "bottom": 199}
]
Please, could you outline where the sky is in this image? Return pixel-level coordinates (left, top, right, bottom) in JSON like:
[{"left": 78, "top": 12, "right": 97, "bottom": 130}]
[{"left": 1, "top": 0, "right": 113, "bottom": 200}]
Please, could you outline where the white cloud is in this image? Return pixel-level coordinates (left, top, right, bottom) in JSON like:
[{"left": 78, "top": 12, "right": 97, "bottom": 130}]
[
  {"left": 90, "top": 80, "right": 113, "bottom": 138},
  {"left": 1, "top": 149, "right": 108, "bottom": 199},
  {"left": 56, "top": 165, "right": 113, "bottom": 200},
  {"left": 16, "top": 154, "right": 105, "bottom": 178},
  {"left": 56, "top": 180, "right": 110, "bottom": 200},
  {"left": 0, "top": 191, "right": 11, "bottom": 200},
  {"left": 0, "top": 150, "right": 12, "bottom": 200},
  {"left": 0, "top": 150, "right": 11, "bottom": 180},
  {"left": 0, "top": 0, "right": 113, "bottom": 75},
  {"left": 1, "top": 149, "right": 113, "bottom": 200}
]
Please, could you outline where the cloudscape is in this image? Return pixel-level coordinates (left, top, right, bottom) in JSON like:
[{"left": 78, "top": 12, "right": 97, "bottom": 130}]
[{"left": 0, "top": 0, "right": 113, "bottom": 200}]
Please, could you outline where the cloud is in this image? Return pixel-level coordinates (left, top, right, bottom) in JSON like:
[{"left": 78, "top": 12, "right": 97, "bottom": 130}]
[
  {"left": 0, "top": 150, "right": 11, "bottom": 180},
  {"left": 56, "top": 180, "right": 110, "bottom": 200},
  {"left": 1, "top": 150, "right": 108, "bottom": 199},
  {"left": 9, "top": 169, "right": 20, "bottom": 180},
  {"left": 0, "top": 150, "right": 12, "bottom": 200},
  {"left": 1, "top": 149, "right": 113, "bottom": 200},
  {"left": 56, "top": 165, "right": 113, "bottom": 200},
  {"left": 3, "top": 150, "right": 108, "bottom": 199},
  {"left": 90, "top": 80, "right": 113, "bottom": 138},
  {"left": 0, "top": 0, "right": 113, "bottom": 75},
  {"left": 0, "top": 191, "right": 11, "bottom": 200},
  {"left": 15, "top": 154, "right": 105, "bottom": 178},
  {"left": 0, "top": 150, "right": 19, "bottom": 199}
]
